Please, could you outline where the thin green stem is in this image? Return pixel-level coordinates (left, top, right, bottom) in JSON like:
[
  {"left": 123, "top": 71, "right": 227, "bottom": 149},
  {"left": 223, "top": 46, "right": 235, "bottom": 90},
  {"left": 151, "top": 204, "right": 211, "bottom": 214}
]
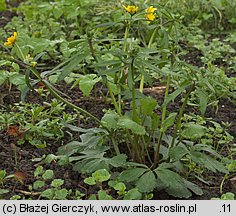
[
  {"left": 131, "top": 57, "right": 138, "bottom": 121},
  {"left": 30, "top": 68, "right": 100, "bottom": 123},
  {"left": 111, "top": 134, "right": 120, "bottom": 155},
  {"left": 139, "top": 27, "right": 158, "bottom": 93},
  {"left": 106, "top": 80, "right": 122, "bottom": 116},
  {"left": 170, "top": 84, "right": 195, "bottom": 149},
  {"left": 153, "top": 74, "right": 171, "bottom": 166},
  {"left": 15, "top": 43, "right": 25, "bottom": 61},
  {"left": 87, "top": 34, "right": 121, "bottom": 116},
  {"left": 123, "top": 20, "right": 130, "bottom": 52}
]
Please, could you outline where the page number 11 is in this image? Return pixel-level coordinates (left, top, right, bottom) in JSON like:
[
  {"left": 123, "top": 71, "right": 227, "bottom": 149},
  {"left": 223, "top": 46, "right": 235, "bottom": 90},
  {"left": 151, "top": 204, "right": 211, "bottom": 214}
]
[{"left": 221, "top": 204, "right": 231, "bottom": 213}]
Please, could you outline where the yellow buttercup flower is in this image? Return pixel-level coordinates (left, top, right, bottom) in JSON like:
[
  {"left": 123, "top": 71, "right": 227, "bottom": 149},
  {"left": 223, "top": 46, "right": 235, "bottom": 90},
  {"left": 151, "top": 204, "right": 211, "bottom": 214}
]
[
  {"left": 146, "top": 6, "right": 157, "bottom": 14},
  {"left": 4, "top": 32, "right": 17, "bottom": 46},
  {"left": 122, "top": 5, "right": 138, "bottom": 15},
  {"left": 146, "top": 6, "right": 157, "bottom": 22}
]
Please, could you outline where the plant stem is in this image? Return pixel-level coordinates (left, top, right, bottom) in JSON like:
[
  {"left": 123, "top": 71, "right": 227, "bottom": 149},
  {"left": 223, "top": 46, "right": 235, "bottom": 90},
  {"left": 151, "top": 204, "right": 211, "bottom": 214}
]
[
  {"left": 130, "top": 57, "right": 138, "bottom": 121},
  {"left": 29, "top": 68, "right": 100, "bottom": 123},
  {"left": 170, "top": 84, "right": 195, "bottom": 148},
  {"left": 106, "top": 80, "right": 122, "bottom": 116},
  {"left": 15, "top": 43, "right": 25, "bottom": 61},
  {"left": 139, "top": 27, "right": 158, "bottom": 93},
  {"left": 123, "top": 20, "right": 130, "bottom": 52},
  {"left": 111, "top": 135, "right": 120, "bottom": 155},
  {"left": 87, "top": 33, "right": 121, "bottom": 116},
  {"left": 153, "top": 74, "right": 171, "bottom": 166},
  {"left": 88, "top": 37, "right": 98, "bottom": 62}
]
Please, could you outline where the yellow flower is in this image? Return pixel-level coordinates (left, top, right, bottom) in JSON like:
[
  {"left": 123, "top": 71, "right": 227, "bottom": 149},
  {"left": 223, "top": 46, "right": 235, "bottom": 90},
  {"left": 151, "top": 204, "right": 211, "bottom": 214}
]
[
  {"left": 146, "top": 6, "right": 157, "bottom": 22},
  {"left": 4, "top": 32, "right": 17, "bottom": 46},
  {"left": 122, "top": 5, "right": 138, "bottom": 15},
  {"left": 146, "top": 6, "right": 157, "bottom": 14}
]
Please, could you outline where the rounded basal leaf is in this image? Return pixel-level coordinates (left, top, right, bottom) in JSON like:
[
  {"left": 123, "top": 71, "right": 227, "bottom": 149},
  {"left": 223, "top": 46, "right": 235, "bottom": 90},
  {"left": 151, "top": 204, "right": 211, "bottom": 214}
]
[
  {"left": 181, "top": 123, "right": 205, "bottom": 140},
  {"left": 221, "top": 192, "right": 235, "bottom": 200},
  {"left": 33, "top": 180, "right": 45, "bottom": 190},
  {"left": 41, "top": 189, "right": 54, "bottom": 199},
  {"left": 34, "top": 166, "right": 44, "bottom": 178},
  {"left": 92, "top": 169, "right": 111, "bottom": 183},
  {"left": 51, "top": 179, "right": 64, "bottom": 188},
  {"left": 54, "top": 189, "right": 68, "bottom": 200},
  {"left": 114, "top": 182, "right": 126, "bottom": 195},
  {"left": 42, "top": 170, "right": 54, "bottom": 180},
  {"left": 124, "top": 188, "right": 142, "bottom": 200},
  {"left": 84, "top": 177, "right": 96, "bottom": 185},
  {"left": 98, "top": 190, "right": 112, "bottom": 200}
]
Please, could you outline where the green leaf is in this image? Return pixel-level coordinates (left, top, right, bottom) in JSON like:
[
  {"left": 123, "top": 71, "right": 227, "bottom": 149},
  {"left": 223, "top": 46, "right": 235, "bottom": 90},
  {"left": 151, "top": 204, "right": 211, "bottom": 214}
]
[
  {"left": 160, "top": 112, "right": 177, "bottom": 133},
  {"left": 117, "top": 116, "right": 146, "bottom": 135},
  {"left": 92, "top": 169, "right": 111, "bottom": 183},
  {"left": 166, "top": 81, "right": 191, "bottom": 104},
  {"left": 183, "top": 180, "right": 203, "bottom": 196},
  {"left": 54, "top": 189, "right": 68, "bottom": 200},
  {"left": 88, "top": 194, "right": 97, "bottom": 200},
  {"left": 98, "top": 190, "right": 112, "bottom": 200},
  {"left": 33, "top": 180, "right": 45, "bottom": 190},
  {"left": 10, "top": 195, "right": 21, "bottom": 200},
  {"left": 119, "top": 168, "right": 148, "bottom": 183},
  {"left": 0, "top": 60, "right": 11, "bottom": 66},
  {"left": 139, "top": 97, "right": 158, "bottom": 115},
  {"left": 30, "top": 38, "right": 50, "bottom": 55},
  {"left": 155, "top": 168, "right": 192, "bottom": 198},
  {"left": 51, "top": 179, "right": 64, "bottom": 188},
  {"left": 0, "top": 189, "right": 9, "bottom": 195},
  {"left": 114, "top": 182, "right": 126, "bottom": 195},
  {"left": 221, "top": 192, "right": 235, "bottom": 200},
  {"left": 101, "top": 111, "right": 119, "bottom": 130},
  {"left": 169, "top": 146, "right": 189, "bottom": 162},
  {"left": 79, "top": 74, "right": 101, "bottom": 96},
  {"left": 124, "top": 188, "right": 142, "bottom": 200},
  {"left": 41, "top": 189, "right": 54, "bottom": 199},
  {"left": 57, "top": 141, "right": 82, "bottom": 156},
  {"left": 109, "top": 154, "right": 127, "bottom": 167},
  {"left": 58, "top": 54, "right": 85, "bottom": 81},
  {"left": 44, "top": 154, "right": 57, "bottom": 164},
  {"left": 0, "top": 170, "right": 6, "bottom": 179},
  {"left": 181, "top": 123, "right": 206, "bottom": 140},
  {"left": 0, "top": 71, "right": 8, "bottom": 85},
  {"left": 84, "top": 177, "right": 96, "bottom": 185},
  {"left": 136, "top": 171, "right": 156, "bottom": 193},
  {"left": 196, "top": 88, "right": 208, "bottom": 115},
  {"left": 34, "top": 166, "right": 44, "bottom": 178},
  {"left": 190, "top": 151, "right": 228, "bottom": 173},
  {"left": 42, "top": 170, "right": 54, "bottom": 180}
]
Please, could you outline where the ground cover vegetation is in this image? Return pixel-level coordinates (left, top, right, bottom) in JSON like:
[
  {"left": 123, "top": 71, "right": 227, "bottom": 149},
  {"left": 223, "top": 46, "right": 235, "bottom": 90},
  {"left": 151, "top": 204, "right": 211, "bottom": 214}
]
[{"left": 0, "top": 0, "right": 235, "bottom": 200}]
